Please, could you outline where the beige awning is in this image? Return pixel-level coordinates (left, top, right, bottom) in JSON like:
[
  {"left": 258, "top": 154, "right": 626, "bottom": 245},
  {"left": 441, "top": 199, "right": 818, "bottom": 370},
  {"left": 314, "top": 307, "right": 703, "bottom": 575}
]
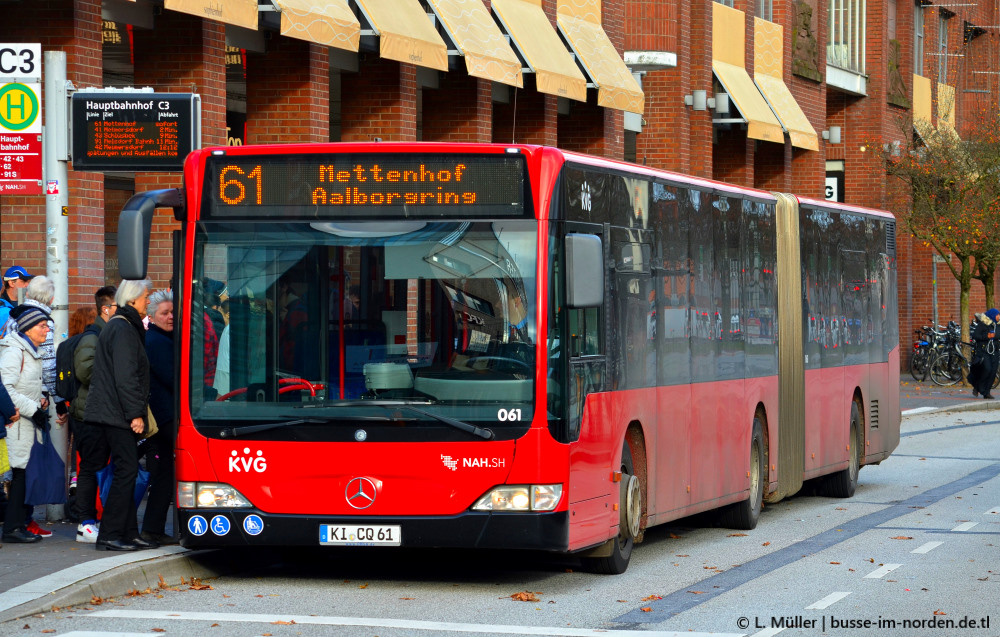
[
  {"left": 753, "top": 18, "right": 817, "bottom": 150},
  {"left": 938, "top": 82, "right": 957, "bottom": 128},
  {"left": 712, "top": 3, "right": 783, "bottom": 144},
  {"left": 273, "top": 0, "right": 360, "bottom": 52},
  {"left": 426, "top": 0, "right": 522, "bottom": 87},
  {"left": 354, "top": 0, "right": 448, "bottom": 71},
  {"left": 556, "top": 0, "right": 643, "bottom": 114},
  {"left": 164, "top": 0, "right": 258, "bottom": 29},
  {"left": 491, "top": 0, "right": 587, "bottom": 102}
]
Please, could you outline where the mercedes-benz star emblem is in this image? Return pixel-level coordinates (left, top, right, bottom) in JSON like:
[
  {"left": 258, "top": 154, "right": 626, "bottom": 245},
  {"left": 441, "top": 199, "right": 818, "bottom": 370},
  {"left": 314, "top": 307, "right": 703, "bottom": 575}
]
[{"left": 345, "top": 477, "right": 377, "bottom": 509}]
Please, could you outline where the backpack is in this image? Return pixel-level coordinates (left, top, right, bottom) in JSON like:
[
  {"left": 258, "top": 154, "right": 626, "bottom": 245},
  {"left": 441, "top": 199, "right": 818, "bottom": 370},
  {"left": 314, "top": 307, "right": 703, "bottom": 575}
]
[{"left": 56, "top": 324, "right": 100, "bottom": 402}]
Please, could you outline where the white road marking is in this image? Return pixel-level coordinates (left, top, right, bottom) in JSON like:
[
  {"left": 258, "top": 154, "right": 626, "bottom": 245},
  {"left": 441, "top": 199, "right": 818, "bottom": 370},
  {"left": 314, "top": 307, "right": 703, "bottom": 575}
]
[
  {"left": 804, "top": 591, "right": 851, "bottom": 610},
  {"left": 864, "top": 563, "right": 903, "bottom": 579},
  {"left": 86, "top": 610, "right": 745, "bottom": 637},
  {"left": 48, "top": 633, "right": 152, "bottom": 637},
  {"left": 911, "top": 541, "right": 944, "bottom": 554},
  {"left": 952, "top": 521, "right": 978, "bottom": 532},
  {"left": 749, "top": 628, "right": 785, "bottom": 637},
  {"left": 902, "top": 407, "right": 937, "bottom": 415},
  {"left": 986, "top": 506, "right": 1000, "bottom": 515}
]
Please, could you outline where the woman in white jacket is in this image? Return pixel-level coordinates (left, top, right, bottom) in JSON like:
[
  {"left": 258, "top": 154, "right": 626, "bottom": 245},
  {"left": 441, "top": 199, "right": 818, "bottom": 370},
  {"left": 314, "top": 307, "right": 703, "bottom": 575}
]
[{"left": 1, "top": 307, "right": 51, "bottom": 544}]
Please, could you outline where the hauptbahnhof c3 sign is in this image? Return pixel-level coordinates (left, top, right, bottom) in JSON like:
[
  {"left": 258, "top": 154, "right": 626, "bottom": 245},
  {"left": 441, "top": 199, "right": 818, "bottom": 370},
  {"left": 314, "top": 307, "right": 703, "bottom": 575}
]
[
  {"left": 0, "top": 43, "right": 42, "bottom": 195},
  {"left": 71, "top": 91, "right": 201, "bottom": 171}
]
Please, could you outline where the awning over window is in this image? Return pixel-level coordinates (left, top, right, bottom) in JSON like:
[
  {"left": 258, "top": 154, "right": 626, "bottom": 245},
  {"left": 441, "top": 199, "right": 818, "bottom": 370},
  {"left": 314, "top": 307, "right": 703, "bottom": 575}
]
[
  {"left": 712, "top": 3, "right": 783, "bottom": 144},
  {"left": 556, "top": 0, "right": 644, "bottom": 114},
  {"left": 354, "top": 0, "right": 449, "bottom": 71},
  {"left": 491, "top": 0, "right": 587, "bottom": 102},
  {"left": 753, "top": 18, "right": 817, "bottom": 150},
  {"left": 272, "top": 0, "right": 360, "bottom": 51},
  {"left": 426, "top": 0, "right": 523, "bottom": 87},
  {"left": 164, "top": 0, "right": 258, "bottom": 29}
]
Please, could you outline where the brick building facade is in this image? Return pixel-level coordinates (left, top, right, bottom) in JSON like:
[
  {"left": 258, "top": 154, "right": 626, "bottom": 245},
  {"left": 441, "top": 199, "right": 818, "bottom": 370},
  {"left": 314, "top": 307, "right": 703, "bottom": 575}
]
[{"left": 1, "top": 0, "right": 997, "bottom": 366}]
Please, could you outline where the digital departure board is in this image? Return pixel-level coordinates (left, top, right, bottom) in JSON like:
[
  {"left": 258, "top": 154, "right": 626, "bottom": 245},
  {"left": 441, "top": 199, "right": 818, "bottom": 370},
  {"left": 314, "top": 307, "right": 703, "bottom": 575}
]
[
  {"left": 71, "top": 93, "right": 200, "bottom": 171},
  {"left": 202, "top": 154, "right": 529, "bottom": 219}
]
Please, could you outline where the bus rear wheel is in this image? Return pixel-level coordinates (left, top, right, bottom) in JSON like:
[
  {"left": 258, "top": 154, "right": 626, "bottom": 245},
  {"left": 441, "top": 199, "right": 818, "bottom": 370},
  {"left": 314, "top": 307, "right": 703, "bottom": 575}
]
[
  {"left": 581, "top": 442, "right": 640, "bottom": 575},
  {"left": 719, "top": 417, "right": 764, "bottom": 530},
  {"left": 824, "top": 401, "right": 861, "bottom": 498}
]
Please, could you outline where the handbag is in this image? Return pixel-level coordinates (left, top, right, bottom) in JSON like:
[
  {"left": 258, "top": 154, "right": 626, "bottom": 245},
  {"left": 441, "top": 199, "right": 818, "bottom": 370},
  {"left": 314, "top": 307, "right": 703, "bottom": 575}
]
[
  {"left": 144, "top": 406, "right": 159, "bottom": 439},
  {"left": 24, "top": 429, "right": 67, "bottom": 506},
  {"left": 96, "top": 461, "right": 150, "bottom": 508}
]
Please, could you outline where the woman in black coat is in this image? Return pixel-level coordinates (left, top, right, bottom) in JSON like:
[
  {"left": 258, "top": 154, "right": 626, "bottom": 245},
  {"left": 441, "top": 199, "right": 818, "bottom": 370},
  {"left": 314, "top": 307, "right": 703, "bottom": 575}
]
[
  {"left": 969, "top": 308, "right": 1000, "bottom": 400},
  {"left": 82, "top": 279, "right": 156, "bottom": 551}
]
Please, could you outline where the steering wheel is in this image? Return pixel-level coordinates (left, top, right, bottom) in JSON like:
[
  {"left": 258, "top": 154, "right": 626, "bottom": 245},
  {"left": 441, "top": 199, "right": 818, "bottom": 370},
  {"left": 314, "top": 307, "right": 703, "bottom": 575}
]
[{"left": 465, "top": 356, "right": 532, "bottom": 373}]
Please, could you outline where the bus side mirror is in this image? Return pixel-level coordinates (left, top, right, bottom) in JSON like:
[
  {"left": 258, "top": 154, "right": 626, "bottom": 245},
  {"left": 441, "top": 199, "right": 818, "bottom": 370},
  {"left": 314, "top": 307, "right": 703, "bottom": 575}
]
[
  {"left": 565, "top": 233, "right": 604, "bottom": 308},
  {"left": 117, "top": 189, "right": 184, "bottom": 280}
]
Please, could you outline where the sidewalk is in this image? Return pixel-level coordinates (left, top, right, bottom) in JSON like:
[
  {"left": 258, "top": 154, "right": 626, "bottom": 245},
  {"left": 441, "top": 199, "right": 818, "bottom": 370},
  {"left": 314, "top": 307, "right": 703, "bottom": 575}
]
[{"left": 1, "top": 379, "right": 997, "bottom": 623}]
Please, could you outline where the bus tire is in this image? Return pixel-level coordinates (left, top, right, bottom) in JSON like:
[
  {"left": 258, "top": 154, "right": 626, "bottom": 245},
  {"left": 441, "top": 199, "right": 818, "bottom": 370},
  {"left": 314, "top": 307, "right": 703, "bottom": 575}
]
[
  {"left": 824, "top": 401, "right": 861, "bottom": 498},
  {"left": 581, "top": 442, "right": 639, "bottom": 575},
  {"left": 719, "top": 417, "right": 764, "bottom": 530}
]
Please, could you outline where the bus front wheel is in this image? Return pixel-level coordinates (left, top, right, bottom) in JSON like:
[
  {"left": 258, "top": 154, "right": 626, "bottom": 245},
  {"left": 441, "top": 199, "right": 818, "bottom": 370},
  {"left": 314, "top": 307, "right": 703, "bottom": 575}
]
[
  {"left": 581, "top": 442, "right": 640, "bottom": 575},
  {"left": 719, "top": 417, "right": 764, "bottom": 530}
]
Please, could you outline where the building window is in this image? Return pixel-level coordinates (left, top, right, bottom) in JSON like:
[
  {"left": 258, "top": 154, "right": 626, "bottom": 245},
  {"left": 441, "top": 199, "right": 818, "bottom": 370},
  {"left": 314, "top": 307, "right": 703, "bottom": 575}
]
[
  {"left": 828, "top": 0, "right": 866, "bottom": 74},
  {"left": 914, "top": 1, "right": 924, "bottom": 75},
  {"left": 757, "top": 0, "right": 772, "bottom": 21},
  {"left": 888, "top": 0, "right": 896, "bottom": 39},
  {"left": 938, "top": 13, "right": 949, "bottom": 80},
  {"left": 714, "top": 0, "right": 735, "bottom": 7}
]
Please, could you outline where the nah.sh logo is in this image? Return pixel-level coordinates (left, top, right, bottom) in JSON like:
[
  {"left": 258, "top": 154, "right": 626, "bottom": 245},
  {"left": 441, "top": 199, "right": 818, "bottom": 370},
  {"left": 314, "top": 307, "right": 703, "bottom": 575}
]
[
  {"left": 441, "top": 454, "right": 458, "bottom": 471},
  {"left": 229, "top": 448, "right": 267, "bottom": 473}
]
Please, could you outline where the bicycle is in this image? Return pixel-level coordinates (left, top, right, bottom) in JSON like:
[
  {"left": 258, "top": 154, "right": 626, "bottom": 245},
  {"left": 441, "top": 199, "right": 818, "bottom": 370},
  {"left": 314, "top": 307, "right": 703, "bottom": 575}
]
[{"left": 928, "top": 325, "right": 971, "bottom": 386}]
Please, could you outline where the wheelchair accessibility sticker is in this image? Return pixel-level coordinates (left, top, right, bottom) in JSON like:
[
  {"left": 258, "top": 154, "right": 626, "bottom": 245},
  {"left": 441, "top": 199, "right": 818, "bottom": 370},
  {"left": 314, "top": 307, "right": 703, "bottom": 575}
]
[
  {"left": 188, "top": 515, "right": 208, "bottom": 536},
  {"left": 211, "top": 515, "right": 231, "bottom": 536},
  {"left": 243, "top": 514, "right": 264, "bottom": 536}
]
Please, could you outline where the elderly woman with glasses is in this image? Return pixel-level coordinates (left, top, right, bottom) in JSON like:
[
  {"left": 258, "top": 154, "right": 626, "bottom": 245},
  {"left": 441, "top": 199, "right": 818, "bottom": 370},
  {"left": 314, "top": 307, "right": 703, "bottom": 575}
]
[
  {"left": 82, "top": 279, "right": 156, "bottom": 552},
  {"left": 1, "top": 307, "right": 52, "bottom": 543}
]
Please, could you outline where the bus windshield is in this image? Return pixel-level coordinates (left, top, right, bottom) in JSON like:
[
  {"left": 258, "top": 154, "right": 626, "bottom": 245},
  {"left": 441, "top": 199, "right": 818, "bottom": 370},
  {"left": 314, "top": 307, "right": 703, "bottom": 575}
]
[{"left": 190, "top": 219, "right": 537, "bottom": 441}]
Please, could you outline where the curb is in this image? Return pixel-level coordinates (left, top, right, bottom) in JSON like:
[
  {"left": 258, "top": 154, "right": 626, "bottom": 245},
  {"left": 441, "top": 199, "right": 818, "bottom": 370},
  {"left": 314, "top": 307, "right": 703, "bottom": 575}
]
[
  {"left": 903, "top": 399, "right": 1000, "bottom": 417},
  {"left": 0, "top": 547, "right": 234, "bottom": 624}
]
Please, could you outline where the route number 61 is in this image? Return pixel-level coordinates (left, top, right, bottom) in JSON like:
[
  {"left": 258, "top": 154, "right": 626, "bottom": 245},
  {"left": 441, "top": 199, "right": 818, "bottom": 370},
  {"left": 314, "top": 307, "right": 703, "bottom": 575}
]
[{"left": 497, "top": 408, "right": 522, "bottom": 422}]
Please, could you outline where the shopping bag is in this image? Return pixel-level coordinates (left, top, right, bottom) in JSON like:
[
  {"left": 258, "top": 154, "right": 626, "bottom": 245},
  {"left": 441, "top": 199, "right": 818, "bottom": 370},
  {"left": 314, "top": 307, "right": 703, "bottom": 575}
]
[
  {"left": 96, "top": 461, "right": 150, "bottom": 508},
  {"left": 0, "top": 437, "right": 11, "bottom": 482},
  {"left": 24, "top": 430, "right": 67, "bottom": 506}
]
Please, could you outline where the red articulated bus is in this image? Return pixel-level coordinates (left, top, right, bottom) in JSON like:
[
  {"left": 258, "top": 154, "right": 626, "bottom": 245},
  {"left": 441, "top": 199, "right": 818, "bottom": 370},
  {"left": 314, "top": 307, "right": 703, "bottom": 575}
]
[{"left": 118, "top": 143, "right": 900, "bottom": 573}]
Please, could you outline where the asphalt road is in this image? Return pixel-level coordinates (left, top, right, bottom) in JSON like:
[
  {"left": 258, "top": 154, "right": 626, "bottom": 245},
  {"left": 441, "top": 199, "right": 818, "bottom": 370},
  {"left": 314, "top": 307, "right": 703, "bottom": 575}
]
[{"left": 8, "top": 405, "right": 999, "bottom": 637}]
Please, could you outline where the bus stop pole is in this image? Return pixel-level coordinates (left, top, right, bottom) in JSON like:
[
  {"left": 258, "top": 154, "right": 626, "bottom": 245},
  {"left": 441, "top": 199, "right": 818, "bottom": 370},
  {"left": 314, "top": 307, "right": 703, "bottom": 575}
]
[{"left": 43, "top": 50, "right": 71, "bottom": 522}]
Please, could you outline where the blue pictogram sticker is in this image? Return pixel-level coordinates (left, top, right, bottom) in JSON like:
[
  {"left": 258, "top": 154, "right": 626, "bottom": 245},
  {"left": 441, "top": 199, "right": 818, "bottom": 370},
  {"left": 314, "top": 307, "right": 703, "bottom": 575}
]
[
  {"left": 210, "top": 515, "right": 231, "bottom": 536},
  {"left": 243, "top": 514, "right": 264, "bottom": 536},
  {"left": 188, "top": 515, "right": 208, "bottom": 536}
]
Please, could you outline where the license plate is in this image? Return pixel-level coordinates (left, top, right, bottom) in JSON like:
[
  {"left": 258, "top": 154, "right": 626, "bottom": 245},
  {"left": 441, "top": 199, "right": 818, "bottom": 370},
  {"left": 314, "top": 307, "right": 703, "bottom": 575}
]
[{"left": 319, "top": 524, "right": 401, "bottom": 546}]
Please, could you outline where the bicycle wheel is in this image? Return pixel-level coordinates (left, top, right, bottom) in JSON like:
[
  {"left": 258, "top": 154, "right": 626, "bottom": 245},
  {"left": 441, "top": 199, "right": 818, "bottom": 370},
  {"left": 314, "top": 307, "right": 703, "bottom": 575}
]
[
  {"left": 909, "top": 349, "right": 929, "bottom": 381},
  {"left": 929, "top": 350, "right": 965, "bottom": 386}
]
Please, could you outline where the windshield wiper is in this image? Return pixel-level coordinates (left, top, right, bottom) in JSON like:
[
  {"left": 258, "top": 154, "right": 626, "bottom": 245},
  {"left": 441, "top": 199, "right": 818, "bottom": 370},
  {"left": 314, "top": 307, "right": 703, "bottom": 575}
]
[
  {"left": 220, "top": 417, "right": 357, "bottom": 439},
  {"left": 296, "top": 399, "right": 494, "bottom": 440},
  {"left": 381, "top": 404, "right": 494, "bottom": 440}
]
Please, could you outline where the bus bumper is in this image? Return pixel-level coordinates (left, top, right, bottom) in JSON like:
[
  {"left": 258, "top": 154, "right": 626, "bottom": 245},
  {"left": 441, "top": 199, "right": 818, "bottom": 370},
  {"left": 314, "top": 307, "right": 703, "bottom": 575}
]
[{"left": 176, "top": 509, "right": 569, "bottom": 551}]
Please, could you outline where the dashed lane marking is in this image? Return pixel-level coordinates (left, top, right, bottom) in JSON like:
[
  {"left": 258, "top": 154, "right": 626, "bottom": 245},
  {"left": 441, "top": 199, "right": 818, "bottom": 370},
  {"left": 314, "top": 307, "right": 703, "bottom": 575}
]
[
  {"left": 952, "top": 521, "right": 978, "bottom": 532},
  {"left": 911, "top": 541, "right": 944, "bottom": 554},
  {"left": 805, "top": 591, "right": 851, "bottom": 610},
  {"left": 749, "top": 628, "right": 785, "bottom": 637},
  {"left": 85, "top": 610, "right": 745, "bottom": 637},
  {"left": 986, "top": 506, "right": 1000, "bottom": 515},
  {"left": 863, "top": 563, "right": 902, "bottom": 579}
]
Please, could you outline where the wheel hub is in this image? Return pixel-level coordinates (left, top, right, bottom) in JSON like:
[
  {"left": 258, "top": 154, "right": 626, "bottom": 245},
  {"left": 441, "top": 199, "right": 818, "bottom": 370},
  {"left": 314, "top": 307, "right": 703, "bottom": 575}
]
[{"left": 621, "top": 474, "right": 641, "bottom": 540}]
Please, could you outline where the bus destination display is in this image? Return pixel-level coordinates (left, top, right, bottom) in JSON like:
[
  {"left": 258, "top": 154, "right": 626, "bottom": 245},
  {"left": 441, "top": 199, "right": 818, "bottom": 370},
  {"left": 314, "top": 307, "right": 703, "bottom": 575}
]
[
  {"left": 205, "top": 154, "right": 528, "bottom": 218},
  {"left": 71, "top": 93, "right": 200, "bottom": 171}
]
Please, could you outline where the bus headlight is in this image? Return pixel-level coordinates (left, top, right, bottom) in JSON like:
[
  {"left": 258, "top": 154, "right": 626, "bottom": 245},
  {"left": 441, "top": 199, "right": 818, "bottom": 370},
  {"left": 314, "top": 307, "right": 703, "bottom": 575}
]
[
  {"left": 177, "top": 482, "right": 252, "bottom": 508},
  {"left": 472, "top": 484, "right": 563, "bottom": 511}
]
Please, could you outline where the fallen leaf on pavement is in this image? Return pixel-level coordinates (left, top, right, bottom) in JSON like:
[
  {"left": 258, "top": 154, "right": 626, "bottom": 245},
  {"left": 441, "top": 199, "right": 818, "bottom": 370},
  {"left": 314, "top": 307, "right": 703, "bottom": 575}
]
[
  {"left": 727, "top": 533, "right": 747, "bottom": 537},
  {"left": 934, "top": 610, "right": 947, "bottom": 616},
  {"left": 641, "top": 607, "right": 652, "bottom": 612},
  {"left": 511, "top": 592, "right": 540, "bottom": 602},
  {"left": 271, "top": 620, "right": 296, "bottom": 625},
  {"left": 641, "top": 595, "right": 662, "bottom": 601},
  {"left": 890, "top": 536, "right": 913, "bottom": 540},
  {"left": 687, "top": 591, "right": 705, "bottom": 595}
]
